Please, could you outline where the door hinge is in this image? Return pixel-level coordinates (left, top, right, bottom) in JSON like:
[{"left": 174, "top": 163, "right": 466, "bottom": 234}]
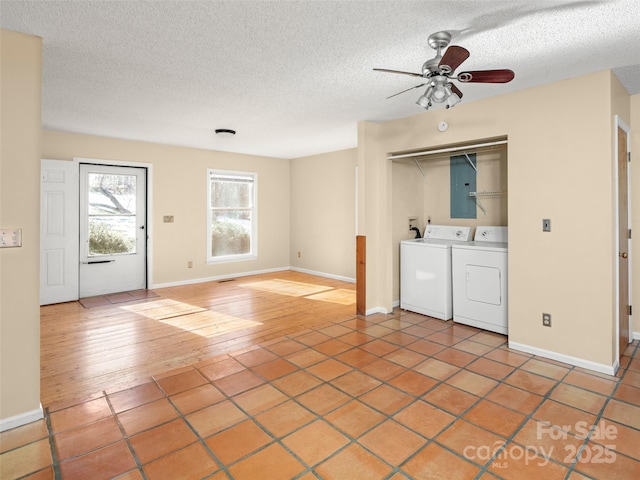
[
  {"left": 629, "top": 152, "right": 631, "bottom": 162},
  {"left": 629, "top": 305, "right": 633, "bottom": 316},
  {"left": 629, "top": 229, "right": 632, "bottom": 239}
]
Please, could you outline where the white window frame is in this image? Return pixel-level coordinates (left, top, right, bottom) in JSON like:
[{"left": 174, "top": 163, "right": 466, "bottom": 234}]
[{"left": 207, "top": 169, "right": 258, "bottom": 264}]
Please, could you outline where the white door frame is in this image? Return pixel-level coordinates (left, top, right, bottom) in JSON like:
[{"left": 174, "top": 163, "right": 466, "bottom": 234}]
[
  {"left": 75, "top": 157, "right": 153, "bottom": 295},
  {"left": 614, "top": 116, "right": 632, "bottom": 361}
]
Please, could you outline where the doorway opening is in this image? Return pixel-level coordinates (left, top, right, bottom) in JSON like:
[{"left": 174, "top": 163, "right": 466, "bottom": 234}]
[{"left": 40, "top": 158, "right": 153, "bottom": 305}]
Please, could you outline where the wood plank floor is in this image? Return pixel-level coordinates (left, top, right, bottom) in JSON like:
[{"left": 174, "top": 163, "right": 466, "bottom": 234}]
[{"left": 40, "top": 270, "right": 357, "bottom": 406}]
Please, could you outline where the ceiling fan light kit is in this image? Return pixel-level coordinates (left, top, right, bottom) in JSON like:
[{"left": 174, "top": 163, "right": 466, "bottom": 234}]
[{"left": 375, "top": 31, "right": 514, "bottom": 111}]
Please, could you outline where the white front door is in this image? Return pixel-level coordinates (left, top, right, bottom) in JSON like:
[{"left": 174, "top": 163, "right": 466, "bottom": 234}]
[
  {"left": 79, "top": 164, "right": 147, "bottom": 297},
  {"left": 40, "top": 159, "right": 79, "bottom": 305}
]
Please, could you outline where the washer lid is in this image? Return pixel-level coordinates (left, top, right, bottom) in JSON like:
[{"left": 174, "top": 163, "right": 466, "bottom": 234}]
[{"left": 423, "top": 225, "right": 472, "bottom": 241}]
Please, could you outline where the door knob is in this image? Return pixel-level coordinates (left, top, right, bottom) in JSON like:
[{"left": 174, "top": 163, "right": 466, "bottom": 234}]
[{"left": 619, "top": 252, "right": 628, "bottom": 259}]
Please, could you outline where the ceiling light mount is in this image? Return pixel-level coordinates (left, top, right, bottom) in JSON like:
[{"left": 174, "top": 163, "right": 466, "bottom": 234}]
[{"left": 215, "top": 129, "right": 236, "bottom": 137}]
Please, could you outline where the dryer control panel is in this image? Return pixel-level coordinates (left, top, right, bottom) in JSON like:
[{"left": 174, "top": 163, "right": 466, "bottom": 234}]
[{"left": 474, "top": 226, "right": 508, "bottom": 243}]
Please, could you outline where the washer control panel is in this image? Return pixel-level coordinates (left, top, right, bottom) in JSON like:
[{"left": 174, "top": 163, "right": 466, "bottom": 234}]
[{"left": 424, "top": 225, "right": 471, "bottom": 241}]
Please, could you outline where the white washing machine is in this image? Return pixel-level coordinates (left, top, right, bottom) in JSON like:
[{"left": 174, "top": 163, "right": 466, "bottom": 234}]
[
  {"left": 451, "top": 226, "right": 508, "bottom": 334},
  {"left": 400, "top": 225, "right": 472, "bottom": 320}
]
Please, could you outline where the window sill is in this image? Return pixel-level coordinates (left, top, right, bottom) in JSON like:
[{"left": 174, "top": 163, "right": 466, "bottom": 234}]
[{"left": 207, "top": 254, "right": 257, "bottom": 265}]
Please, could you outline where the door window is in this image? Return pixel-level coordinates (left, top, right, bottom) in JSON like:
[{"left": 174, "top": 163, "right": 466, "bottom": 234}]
[{"left": 87, "top": 172, "right": 138, "bottom": 256}]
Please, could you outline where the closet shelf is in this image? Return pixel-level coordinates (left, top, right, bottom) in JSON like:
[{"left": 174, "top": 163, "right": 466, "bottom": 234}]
[
  {"left": 468, "top": 191, "right": 507, "bottom": 215},
  {"left": 468, "top": 191, "right": 506, "bottom": 197}
]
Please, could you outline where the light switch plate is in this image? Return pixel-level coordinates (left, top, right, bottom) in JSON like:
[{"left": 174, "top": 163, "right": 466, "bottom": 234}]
[
  {"left": 542, "top": 219, "right": 551, "bottom": 232},
  {"left": 0, "top": 228, "right": 22, "bottom": 247}
]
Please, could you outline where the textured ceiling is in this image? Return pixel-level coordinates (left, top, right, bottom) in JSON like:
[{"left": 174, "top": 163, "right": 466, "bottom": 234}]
[{"left": 2, "top": 0, "right": 639, "bottom": 159}]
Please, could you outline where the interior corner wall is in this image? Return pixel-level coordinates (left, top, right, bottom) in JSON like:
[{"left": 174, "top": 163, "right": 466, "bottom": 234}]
[
  {"left": 631, "top": 93, "right": 640, "bottom": 339},
  {"left": 290, "top": 149, "right": 357, "bottom": 280},
  {"left": 360, "top": 70, "right": 624, "bottom": 369},
  {"left": 0, "top": 29, "right": 43, "bottom": 427},
  {"left": 41, "top": 131, "right": 291, "bottom": 286},
  {"left": 358, "top": 121, "right": 394, "bottom": 313}
]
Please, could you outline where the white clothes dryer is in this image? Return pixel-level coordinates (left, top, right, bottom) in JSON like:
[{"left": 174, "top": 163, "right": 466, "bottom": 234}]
[
  {"left": 400, "top": 225, "right": 472, "bottom": 320},
  {"left": 451, "top": 226, "right": 508, "bottom": 334}
]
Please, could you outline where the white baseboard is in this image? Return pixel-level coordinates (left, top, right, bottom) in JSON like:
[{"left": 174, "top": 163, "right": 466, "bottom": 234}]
[
  {"left": 0, "top": 404, "right": 44, "bottom": 432},
  {"left": 508, "top": 341, "right": 618, "bottom": 376},
  {"left": 151, "top": 266, "right": 290, "bottom": 289},
  {"left": 366, "top": 307, "right": 391, "bottom": 315},
  {"left": 152, "top": 266, "right": 356, "bottom": 290},
  {"left": 289, "top": 267, "right": 355, "bottom": 284},
  {"left": 633, "top": 331, "right": 640, "bottom": 341}
]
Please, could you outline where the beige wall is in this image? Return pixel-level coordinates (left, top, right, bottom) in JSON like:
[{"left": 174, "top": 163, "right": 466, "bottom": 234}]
[
  {"left": 0, "top": 30, "right": 42, "bottom": 424},
  {"left": 290, "top": 149, "right": 357, "bottom": 279},
  {"left": 42, "top": 131, "right": 291, "bottom": 286},
  {"left": 360, "top": 70, "right": 632, "bottom": 370},
  {"left": 631, "top": 94, "right": 640, "bottom": 340}
]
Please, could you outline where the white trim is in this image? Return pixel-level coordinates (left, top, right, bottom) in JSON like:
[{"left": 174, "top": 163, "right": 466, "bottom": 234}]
[
  {"left": 509, "top": 341, "right": 618, "bottom": 376},
  {"left": 151, "top": 267, "right": 290, "bottom": 289},
  {"left": 74, "top": 157, "right": 154, "bottom": 290},
  {"left": 152, "top": 266, "right": 357, "bottom": 289},
  {"left": 289, "top": 267, "right": 355, "bottom": 283},
  {"left": 0, "top": 405, "right": 44, "bottom": 432},
  {"left": 366, "top": 306, "right": 390, "bottom": 315},
  {"left": 633, "top": 331, "right": 640, "bottom": 341}
]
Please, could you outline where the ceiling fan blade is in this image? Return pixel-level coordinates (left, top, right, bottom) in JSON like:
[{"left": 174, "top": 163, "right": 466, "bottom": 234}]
[
  {"left": 373, "top": 68, "right": 423, "bottom": 78},
  {"left": 439, "top": 46, "right": 470, "bottom": 73},
  {"left": 450, "top": 83, "right": 464, "bottom": 99},
  {"left": 386, "top": 83, "right": 426, "bottom": 99},
  {"left": 457, "top": 69, "right": 515, "bottom": 83}
]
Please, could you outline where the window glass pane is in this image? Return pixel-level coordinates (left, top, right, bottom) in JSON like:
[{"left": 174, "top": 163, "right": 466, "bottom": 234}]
[
  {"left": 88, "top": 173, "right": 137, "bottom": 215},
  {"left": 211, "top": 179, "right": 252, "bottom": 209},
  {"left": 88, "top": 216, "right": 136, "bottom": 256},
  {"left": 87, "top": 173, "right": 138, "bottom": 256},
  {"left": 211, "top": 211, "right": 251, "bottom": 256}
]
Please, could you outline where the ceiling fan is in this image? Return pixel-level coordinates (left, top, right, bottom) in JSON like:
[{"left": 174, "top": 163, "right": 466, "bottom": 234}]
[{"left": 374, "top": 31, "right": 514, "bottom": 110}]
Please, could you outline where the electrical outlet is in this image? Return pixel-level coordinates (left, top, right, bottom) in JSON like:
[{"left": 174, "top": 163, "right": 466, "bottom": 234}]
[
  {"left": 408, "top": 217, "right": 418, "bottom": 230},
  {"left": 187, "top": 261, "right": 193, "bottom": 268},
  {"left": 542, "top": 313, "right": 552, "bottom": 327}
]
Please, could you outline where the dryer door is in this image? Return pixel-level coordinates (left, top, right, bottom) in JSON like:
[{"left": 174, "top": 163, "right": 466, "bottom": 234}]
[{"left": 466, "top": 265, "right": 502, "bottom": 305}]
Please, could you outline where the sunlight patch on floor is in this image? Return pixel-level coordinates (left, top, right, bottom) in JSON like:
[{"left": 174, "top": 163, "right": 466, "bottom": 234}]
[
  {"left": 122, "top": 299, "right": 206, "bottom": 320},
  {"left": 122, "top": 299, "right": 262, "bottom": 338},
  {"left": 305, "top": 288, "right": 356, "bottom": 305},
  {"left": 160, "top": 310, "right": 262, "bottom": 338},
  {"left": 240, "top": 279, "right": 334, "bottom": 297}
]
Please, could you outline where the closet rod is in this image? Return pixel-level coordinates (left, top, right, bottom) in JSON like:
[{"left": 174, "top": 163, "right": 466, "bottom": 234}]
[{"left": 388, "top": 139, "right": 507, "bottom": 160}]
